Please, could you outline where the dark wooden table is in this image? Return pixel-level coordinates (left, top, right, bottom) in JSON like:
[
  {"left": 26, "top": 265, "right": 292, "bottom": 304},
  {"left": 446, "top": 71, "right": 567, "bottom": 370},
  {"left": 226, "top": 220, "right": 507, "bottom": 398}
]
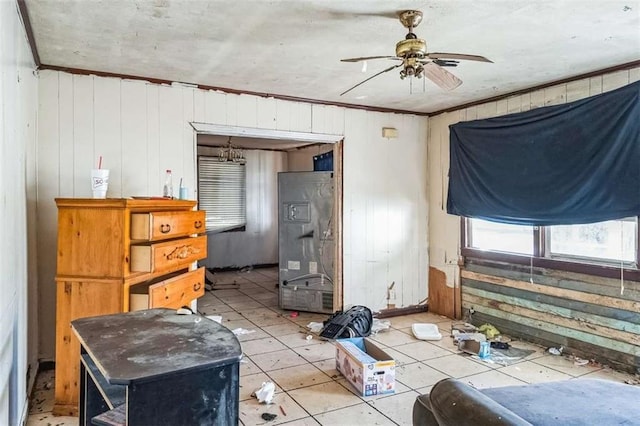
[{"left": 72, "top": 308, "right": 242, "bottom": 425}]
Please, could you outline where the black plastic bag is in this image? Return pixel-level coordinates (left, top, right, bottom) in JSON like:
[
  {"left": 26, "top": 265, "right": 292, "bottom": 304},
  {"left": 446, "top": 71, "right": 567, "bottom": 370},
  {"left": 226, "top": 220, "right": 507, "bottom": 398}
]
[{"left": 320, "top": 305, "right": 373, "bottom": 339}]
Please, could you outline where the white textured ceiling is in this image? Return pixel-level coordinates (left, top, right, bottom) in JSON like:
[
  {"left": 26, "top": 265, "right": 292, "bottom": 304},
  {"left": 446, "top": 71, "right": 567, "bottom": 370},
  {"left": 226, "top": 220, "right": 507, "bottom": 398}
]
[{"left": 25, "top": 0, "right": 640, "bottom": 113}]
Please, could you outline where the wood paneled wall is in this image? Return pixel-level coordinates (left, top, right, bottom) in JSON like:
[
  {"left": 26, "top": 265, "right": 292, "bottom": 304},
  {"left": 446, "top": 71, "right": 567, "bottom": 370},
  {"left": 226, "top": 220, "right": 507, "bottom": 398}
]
[
  {"left": 37, "top": 71, "right": 429, "bottom": 359},
  {"left": 462, "top": 261, "right": 640, "bottom": 373},
  {"left": 428, "top": 66, "right": 640, "bottom": 372}
]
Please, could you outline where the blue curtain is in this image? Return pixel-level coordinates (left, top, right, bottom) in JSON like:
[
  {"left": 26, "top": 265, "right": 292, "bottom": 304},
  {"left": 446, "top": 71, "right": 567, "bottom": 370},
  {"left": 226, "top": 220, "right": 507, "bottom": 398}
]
[
  {"left": 313, "top": 151, "right": 333, "bottom": 171},
  {"left": 447, "top": 81, "right": 640, "bottom": 226}
]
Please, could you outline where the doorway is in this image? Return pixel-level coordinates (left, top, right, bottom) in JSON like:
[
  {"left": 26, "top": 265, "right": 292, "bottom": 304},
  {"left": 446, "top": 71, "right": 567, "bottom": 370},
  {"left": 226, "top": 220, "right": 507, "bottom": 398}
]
[{"left": 191, "top": 122, "right": 344, "bottom": 312}]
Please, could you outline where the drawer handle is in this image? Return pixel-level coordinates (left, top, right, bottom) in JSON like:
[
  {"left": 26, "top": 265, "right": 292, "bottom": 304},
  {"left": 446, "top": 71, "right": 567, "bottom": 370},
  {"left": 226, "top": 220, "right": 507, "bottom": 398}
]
[
  {"left": 194, "top": 220, "right": 203, "bottom": 229},
  {"left": 193, "top": 282, "right": 202, "bottom": 292},
  {"left": 160, "top": 224, "right": 172, "bottom": 234}
]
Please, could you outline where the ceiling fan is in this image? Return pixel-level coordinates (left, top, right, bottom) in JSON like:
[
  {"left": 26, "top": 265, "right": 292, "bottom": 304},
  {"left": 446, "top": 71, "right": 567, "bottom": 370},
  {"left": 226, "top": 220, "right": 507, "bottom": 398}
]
[{"left": 340, "top": 10, "right": 492, "bottom": 96}]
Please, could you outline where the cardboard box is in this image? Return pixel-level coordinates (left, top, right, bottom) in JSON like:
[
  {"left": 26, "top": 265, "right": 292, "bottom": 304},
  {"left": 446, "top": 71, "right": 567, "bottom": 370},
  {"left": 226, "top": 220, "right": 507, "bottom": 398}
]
[{"left": 335, "top": 337, "right": 395, "bottom": 397}]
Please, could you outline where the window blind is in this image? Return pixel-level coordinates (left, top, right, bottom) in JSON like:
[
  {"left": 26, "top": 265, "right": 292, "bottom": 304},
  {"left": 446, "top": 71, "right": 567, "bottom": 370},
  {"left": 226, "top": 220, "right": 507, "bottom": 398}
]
[{"left": 198, "top": 156, "right": 246, "bottom": 232}]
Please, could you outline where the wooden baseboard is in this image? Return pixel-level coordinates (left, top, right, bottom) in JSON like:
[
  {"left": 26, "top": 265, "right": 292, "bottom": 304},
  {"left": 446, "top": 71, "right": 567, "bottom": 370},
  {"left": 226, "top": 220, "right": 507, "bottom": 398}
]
[{"left": 375, "top": 304, "right": 428, "bottom": 319}]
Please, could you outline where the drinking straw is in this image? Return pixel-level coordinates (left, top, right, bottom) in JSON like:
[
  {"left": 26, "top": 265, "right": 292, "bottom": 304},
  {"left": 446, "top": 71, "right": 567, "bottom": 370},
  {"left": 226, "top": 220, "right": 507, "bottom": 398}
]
[
  {"left": 179, "top": 177, "right": 183, "bottom": 188},
  {"left": 98, "top": 156, "right": 102, "bottom": 169}
]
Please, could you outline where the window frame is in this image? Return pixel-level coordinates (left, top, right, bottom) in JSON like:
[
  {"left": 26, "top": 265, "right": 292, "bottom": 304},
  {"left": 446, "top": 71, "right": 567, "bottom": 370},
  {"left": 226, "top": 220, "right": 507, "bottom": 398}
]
[
  {"left": 461, "top": 217, "right": 640, "bottom": 281},
  {"left": 197, "top": 155, "right": 247, "bottom": 234}
]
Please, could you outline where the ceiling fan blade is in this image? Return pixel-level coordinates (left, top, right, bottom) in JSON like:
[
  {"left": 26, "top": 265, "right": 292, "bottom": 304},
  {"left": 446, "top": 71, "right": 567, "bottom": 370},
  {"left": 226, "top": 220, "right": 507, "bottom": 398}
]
[
  {"left": 340, "top": 63, "right": 403, "bottom": 96},
  {"left": 341, "top": 56, "right": 400, "bottom": 63},
  {"left": 422, "top": 62, "right": 463, "bottom": 91},
  {"left": 426, "top": 52, "right": 493, "bottom": 63}
]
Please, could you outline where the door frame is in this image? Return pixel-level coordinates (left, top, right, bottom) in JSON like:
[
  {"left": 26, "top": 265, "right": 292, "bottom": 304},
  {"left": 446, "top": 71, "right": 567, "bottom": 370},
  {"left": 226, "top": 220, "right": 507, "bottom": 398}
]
[{"left": 190, "top": 122, "right": 344, "bottom": 311}]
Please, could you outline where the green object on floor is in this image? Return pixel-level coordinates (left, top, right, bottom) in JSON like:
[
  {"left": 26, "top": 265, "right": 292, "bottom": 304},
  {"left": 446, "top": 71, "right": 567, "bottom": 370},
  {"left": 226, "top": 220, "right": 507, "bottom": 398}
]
[{"left": 478, "top": 323, "right": 500, "bottom": 339}]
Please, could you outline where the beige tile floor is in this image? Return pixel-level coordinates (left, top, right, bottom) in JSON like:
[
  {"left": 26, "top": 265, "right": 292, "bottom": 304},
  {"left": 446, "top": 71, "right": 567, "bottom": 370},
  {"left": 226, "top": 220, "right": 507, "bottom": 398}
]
[{"left": 28, "top": 266, "right": 638, "bottom": 425}]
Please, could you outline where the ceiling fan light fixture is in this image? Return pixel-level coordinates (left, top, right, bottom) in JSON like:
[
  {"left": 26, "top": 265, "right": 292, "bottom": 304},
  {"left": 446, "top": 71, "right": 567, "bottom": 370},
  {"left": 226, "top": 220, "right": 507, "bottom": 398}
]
[{"left": 338, "top": 9, "right": 491, "bottom": 96}]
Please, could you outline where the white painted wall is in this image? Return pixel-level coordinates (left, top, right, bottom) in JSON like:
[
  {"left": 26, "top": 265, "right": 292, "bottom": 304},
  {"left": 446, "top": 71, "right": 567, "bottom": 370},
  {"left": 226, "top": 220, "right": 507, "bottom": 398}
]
[
  {"left": 198, "top": 146, "right": 286, "bottom": 268},
  {"left": 37, "top": 71, "right": 429, "bottom": 359},
  {"left": 428, "top": 67, "right": 640, "bottom": 288},
  {"left": 0, "top": 1, "right": 39, "bottom": 424}
]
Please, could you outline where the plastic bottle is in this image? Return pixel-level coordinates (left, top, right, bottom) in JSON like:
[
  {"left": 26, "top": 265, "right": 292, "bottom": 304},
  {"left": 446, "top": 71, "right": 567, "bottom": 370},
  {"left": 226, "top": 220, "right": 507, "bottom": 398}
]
[{"left": 163, "top": 169, "right": 173, "bottom": 198}]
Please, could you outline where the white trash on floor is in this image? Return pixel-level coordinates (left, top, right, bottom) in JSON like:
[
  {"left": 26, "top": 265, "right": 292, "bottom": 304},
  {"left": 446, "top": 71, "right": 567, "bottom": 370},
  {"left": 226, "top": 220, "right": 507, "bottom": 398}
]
[
  {"left": 411, "top": 323, "right": 442, "bottom": 340},
  {"left": 253, "top": 381, "right": 276, "bottom": 404}
]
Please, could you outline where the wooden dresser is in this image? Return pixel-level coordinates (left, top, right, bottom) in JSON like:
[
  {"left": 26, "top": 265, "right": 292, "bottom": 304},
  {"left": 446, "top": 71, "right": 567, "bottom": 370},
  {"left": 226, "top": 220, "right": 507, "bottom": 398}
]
[{"left": 53, "top": 198, "right": 207, "bottom": 416}]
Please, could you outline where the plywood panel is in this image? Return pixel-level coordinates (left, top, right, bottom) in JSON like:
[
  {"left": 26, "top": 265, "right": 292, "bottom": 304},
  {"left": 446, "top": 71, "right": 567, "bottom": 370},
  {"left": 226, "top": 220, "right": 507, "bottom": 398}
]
[
  {"left": 476, "top": 102, "right": 496, "bottom": 119},
  {"left": 225, "top": 93, "right": 239, "bottom": 126},
  {"left": 193, "top": 87, "right": 205, "bottom": 123},
  {"left": 58, "top": 73, "right": 74, "bottom": 197},
  {"left": 602, "top": 70, "right": 630, "bottom": 92},
  {"left": 462, "top": 270, "right": 640, "bottom": 312},
  {"left": 428, "top": 266, "right": 453, "bottom": 318},
  {"left": 94, "top": 77, "right": 122, "bottom": 196},
  {"left": 544, "top": 85, "right": 566, "bottom": 106},
  {"left": 506, "top": 95, "right": 522, "bottom": 113},
  {"left": 158, "top": 85, "right": 183, "bottom": 190},
  {"left": 204, "top": 90, "right": 226, "bottom": 125},
  {"left": 289, "top": 100, "right": 312, "bottom": 132},
  {"left": 529, "top": 89, "right": 545, "bottom": 109},
  {"left": 181, "top": 87, "right": 195, "bottom": 193},
  {"left": 312, "top": 104, "right": 345, "bottom": 134},
  {"left": 256, "top": 97, "right": 277, "bottom": 130},
  {"left": 38, "top": 71, "right": 60, "bottom": 197},
  {"left": 121, "top": 80, "right": 148, "bottom": 196},
  {"left": 566, "top": 79, "right": 590, "bottom": 102},
  {"left": 463, "top": 287, "right": 640, "bottom": 344},
  {"left": 72, "top": 74, "right": 95, "bottom": 198},
  {"left": 519, "top": 93, "right": 531, "bottom": 112},
  {"left": 465, "top": 105, "right": 478, "bottom": 121},
  {"left": 146, "top": 84, "right": 161, "bottom": 196},
  {"left": 275, "top": 99, "right": 293, "bottom": 131},
  {"left": 37, "top": 71, "right": 61, "bottom": 360},
  {"left": 236, "top": 94, "right": 257, "bottom": 128},
  {"left": 589, "top": 76, "right": 603, "bottom": 95}
]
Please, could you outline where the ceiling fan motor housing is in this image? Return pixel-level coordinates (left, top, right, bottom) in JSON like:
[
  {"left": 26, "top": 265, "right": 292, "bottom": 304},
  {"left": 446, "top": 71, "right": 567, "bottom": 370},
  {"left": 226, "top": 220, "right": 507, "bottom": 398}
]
[{"left": 396, "top": 38, "right": 427, "bottom": 59}]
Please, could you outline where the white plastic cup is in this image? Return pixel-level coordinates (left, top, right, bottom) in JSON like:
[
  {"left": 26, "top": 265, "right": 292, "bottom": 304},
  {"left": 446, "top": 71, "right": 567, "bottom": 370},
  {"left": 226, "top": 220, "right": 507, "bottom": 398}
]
[
  {"left": 179, "top": 187, "right": 189, "bottom": 200},
  {"left": 91, "top": 169, "right": 109, "bottom": 198}
]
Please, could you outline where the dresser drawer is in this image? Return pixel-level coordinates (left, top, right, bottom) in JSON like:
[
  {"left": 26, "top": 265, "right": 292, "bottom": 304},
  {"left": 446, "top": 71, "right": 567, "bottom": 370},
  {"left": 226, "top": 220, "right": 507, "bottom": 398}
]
[
  {"left": 130, "top": 235, "right": 207, "bottom": 273},
  {"left": 130, "top": 268, "right": 205, "bottom": 310},
  {"left": 131, "top": 210, "right": 205, "bottom": 241}
]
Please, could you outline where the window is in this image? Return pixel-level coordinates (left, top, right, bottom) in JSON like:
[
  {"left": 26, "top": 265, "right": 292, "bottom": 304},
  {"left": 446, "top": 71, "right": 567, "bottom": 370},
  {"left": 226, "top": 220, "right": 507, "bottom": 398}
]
[
  {"left": 548, "top": 218, "right": 637, "bottom": 264},
  {"left": 464, "top": 217, "right": 639, "bottom": 274},
  {"left": 198, "top": 156, "right": 246, "bottom": 232},
  {"left": 468, "top": 219, "right": 534, "bottom": 255}
]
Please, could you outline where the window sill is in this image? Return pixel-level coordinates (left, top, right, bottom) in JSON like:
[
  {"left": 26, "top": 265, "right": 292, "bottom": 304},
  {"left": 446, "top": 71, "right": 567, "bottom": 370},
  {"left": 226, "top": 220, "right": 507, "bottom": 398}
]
[{"left": 461, "top": 247, "right": 640, "bottom": 282}]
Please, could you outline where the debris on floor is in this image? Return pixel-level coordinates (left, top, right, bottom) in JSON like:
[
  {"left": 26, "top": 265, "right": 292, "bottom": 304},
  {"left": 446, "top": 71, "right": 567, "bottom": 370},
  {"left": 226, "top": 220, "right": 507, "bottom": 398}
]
[
  {"left": 411, "top": 323, "right": 441, "bottom": 340},
  {"left": 232, "top": 328, "right": 256, "bottom": 336},
  {"left": 478, "top": 323, "right": 500, "bottom": 339},
  {"left": 205, "top": 315, "right": 222, "bottom": 323},
  {"left": 453, "top": 332, "right": 486, "bottom": 343},
  {"left": 261, "top": 412, "right": 277, "bottom": 421},
  {"left": 451, "top": 322, "right": 478, "bottom": 334},
  {"left": 371, "top": 318, "right": 391, "bottom": 335},
  {"left": 307, "top": 321, "right": 323, "bottom": 333},
  {"left": 253, "top": 381, "right": 276, "bottom": 404},
  {"left": 573, "top": 357, "right": 589, "bottom": 366},
  {"left": 548, "top": 346, "right": 564, "bottom": 356}
]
